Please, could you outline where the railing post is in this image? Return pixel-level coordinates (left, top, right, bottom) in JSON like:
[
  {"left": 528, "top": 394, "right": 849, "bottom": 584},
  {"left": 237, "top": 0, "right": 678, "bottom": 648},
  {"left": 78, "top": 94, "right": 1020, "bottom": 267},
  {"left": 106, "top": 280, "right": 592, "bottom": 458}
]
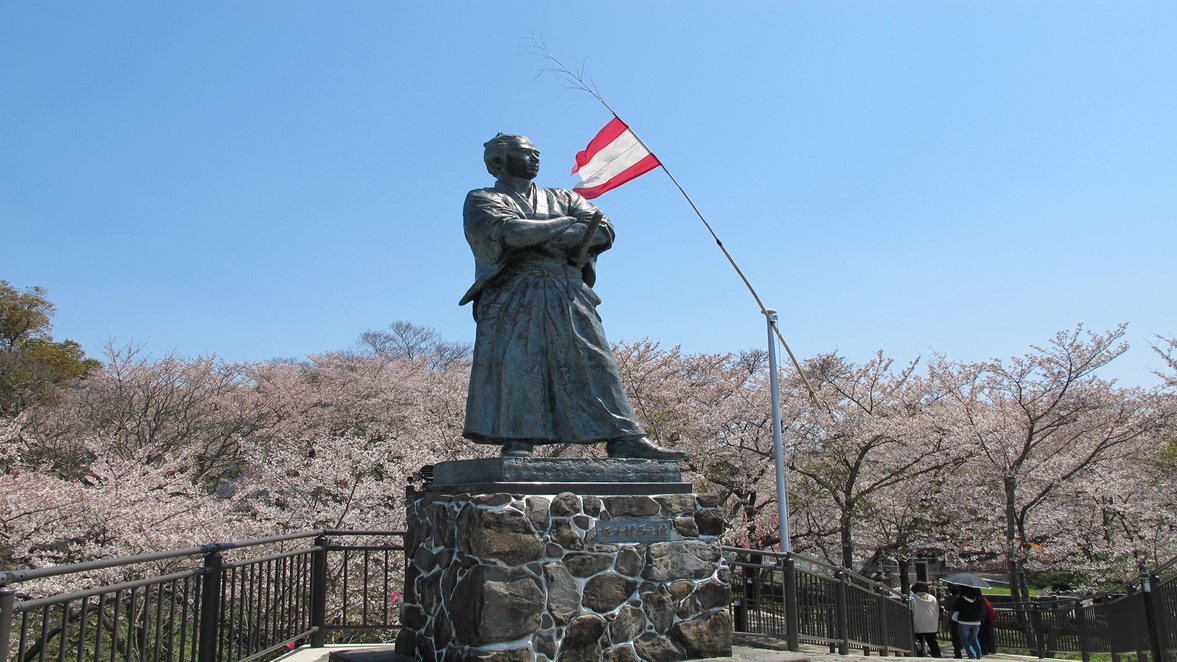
[
  {"left": 310, "top": 534, "right": 328, "bottom": 648},
  {"left": 197, "top": 550, "right": 223, "bottom": 662},
  {"left": 1030, "top": 603, "right": 1047, "bottom": 659},
  {"left": 835, "top": 569, "right": 850, "bottom": 655},
  {"left": 1074, "top": 600, "right": 1090, "bottom": 662},
  {"left": 876, "top": 583, "right": 891, "bottom": 656},
  {"left": 731, "top": 593, "right": 746, "bottom": 633},
  {"left": 1141, "top": 573, "right": 1164, "bottom": 662},
  {"left": 1, "top": 586, "right": 15, "bottom": 662},
  {"left": 731, "top": 563, "right": 746, "bottom": 633},
  {"left": 783, "top": 554, "right": 800, "bottom": 651}
]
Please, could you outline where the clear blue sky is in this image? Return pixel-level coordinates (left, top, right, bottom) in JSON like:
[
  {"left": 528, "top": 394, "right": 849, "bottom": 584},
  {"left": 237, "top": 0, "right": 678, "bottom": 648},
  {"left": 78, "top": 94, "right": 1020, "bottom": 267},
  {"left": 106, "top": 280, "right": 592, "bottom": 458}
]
[{"left": 3, "top": 2, "right": 1175, "bottom": 387}]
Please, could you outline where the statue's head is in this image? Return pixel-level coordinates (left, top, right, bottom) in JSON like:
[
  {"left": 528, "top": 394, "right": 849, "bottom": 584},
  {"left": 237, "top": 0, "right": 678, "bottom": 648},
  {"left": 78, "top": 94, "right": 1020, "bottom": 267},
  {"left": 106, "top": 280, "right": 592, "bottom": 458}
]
[{"left": 483, "top": 133, "right": 539, "bottom": 180}]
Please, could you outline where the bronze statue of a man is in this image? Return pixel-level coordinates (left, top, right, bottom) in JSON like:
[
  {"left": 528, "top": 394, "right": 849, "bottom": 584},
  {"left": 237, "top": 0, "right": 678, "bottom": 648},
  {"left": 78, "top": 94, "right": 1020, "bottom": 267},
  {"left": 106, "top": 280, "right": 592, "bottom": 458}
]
[{"left": 460, "top": 133, "right": 686, "bottom": 460}]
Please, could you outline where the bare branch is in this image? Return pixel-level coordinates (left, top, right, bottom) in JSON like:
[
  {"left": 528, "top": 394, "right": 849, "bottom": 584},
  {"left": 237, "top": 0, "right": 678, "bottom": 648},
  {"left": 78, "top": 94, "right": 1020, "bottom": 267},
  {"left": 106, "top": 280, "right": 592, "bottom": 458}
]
[{"left": 522, "top": 32, "right": 615, "bottom": 115}]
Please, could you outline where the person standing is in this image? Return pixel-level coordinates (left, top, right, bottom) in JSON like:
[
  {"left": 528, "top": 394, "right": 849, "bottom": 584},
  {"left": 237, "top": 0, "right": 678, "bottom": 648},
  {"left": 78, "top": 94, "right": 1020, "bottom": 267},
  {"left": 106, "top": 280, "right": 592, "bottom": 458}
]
[
  {"left": 910, "top": 583, "right": 943, "bottom": 657},
  {"left": 979, "top": 594, "right": 999, "bottom": 655},
  {"left": 951, "top": 587, "right": 985, "bottom": 660},
  {"left": 943, "top": 584, "right": 962, "bottom": 658}
]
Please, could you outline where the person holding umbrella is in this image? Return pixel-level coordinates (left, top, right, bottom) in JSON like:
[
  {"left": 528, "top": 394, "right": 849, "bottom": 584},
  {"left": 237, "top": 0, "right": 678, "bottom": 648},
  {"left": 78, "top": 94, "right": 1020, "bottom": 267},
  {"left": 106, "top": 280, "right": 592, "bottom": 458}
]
[
  {"left": 944, "top": 574, "right": 991, "bottom": 660},
  {"left": 953, "top": 587, "right": 985, "bottom": 659}
]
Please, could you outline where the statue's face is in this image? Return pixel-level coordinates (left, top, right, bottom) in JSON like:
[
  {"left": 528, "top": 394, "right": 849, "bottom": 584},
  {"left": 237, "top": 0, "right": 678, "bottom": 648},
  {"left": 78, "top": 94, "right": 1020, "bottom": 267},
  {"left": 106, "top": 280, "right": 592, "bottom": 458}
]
[{"left": 503, "top": 140, "right": 540, "bottom": 180}]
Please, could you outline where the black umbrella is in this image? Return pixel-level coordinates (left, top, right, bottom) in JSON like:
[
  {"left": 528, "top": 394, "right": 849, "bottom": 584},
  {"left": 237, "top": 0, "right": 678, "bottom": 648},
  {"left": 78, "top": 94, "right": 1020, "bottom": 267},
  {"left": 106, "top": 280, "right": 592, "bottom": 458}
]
[{"left": 942, "top": 572, "right": 991, "bottom": 589}]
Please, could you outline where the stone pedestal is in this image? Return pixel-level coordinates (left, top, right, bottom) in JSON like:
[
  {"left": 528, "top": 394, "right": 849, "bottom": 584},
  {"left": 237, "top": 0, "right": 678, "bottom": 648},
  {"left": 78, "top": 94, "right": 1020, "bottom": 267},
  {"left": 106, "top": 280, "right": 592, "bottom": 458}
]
[{"left": 396, "top": 459, "right": 732, "bottom": 662}]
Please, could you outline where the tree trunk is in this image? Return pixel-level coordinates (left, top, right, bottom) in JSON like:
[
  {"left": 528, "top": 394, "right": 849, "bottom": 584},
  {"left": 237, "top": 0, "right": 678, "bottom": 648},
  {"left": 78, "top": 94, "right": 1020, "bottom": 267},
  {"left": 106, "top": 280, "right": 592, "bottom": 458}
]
[
  {"left": 840, "top": 508, "right": 855, "bottom": 569},
  {"left": 1003, "top": 475, "right": 1028, "bottom": 603}
]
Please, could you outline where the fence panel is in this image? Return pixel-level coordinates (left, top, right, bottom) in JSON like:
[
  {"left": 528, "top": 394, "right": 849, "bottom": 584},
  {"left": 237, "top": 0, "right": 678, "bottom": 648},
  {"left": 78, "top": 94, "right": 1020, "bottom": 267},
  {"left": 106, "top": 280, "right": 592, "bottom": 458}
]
[
  {"left": 725, "top": 549, "right": 912, "bottom": 656},
  {"left": 795, "top": 566, "right": 839, "bottom": 647},
  {"left": 321, "top": 533, "right": 405, "bottom": 640},
  {"left": 4, "top": 570, "right": 207, "bottom": 662},
  {"left": 844, "top": 580, "right": 878, "bottom": 651},
  {"left": 217, "top": 547, "right": 319, "bottom": 662},
  {"left": 1154, "top": 570, "right": 1177, "bottom": 661},
  {"left": 727, "top": 556, "right": 787, "bottom": 639},
  {"left": 880, "top": 589, "right": 914, "bottom": 654},
  {"left": 989, "top": 601, "right": 1083, "bottom": 656},
  {"left": 2, "top": 531, "right": 405, "bottom": 662},
  {"left": 8, "top": 534, "right": 1177, "bottom": 662}
]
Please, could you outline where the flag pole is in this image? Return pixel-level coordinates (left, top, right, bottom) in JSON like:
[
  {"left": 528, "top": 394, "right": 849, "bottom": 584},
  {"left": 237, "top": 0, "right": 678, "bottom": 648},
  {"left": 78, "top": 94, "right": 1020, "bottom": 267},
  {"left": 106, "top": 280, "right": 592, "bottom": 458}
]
[
  {"left": 766, "top": 309, "right": 791, "bottom": 553},
  {"left": 529, "top": 38, "right": 823, "bottom": 408}
]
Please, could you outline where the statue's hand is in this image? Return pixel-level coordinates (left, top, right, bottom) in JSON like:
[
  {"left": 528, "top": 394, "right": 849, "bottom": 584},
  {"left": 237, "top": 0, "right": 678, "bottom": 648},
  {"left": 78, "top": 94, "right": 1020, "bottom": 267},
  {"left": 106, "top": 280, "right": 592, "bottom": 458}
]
[{"left": 550, "top": 222, "right": 585, "bottom": 249}]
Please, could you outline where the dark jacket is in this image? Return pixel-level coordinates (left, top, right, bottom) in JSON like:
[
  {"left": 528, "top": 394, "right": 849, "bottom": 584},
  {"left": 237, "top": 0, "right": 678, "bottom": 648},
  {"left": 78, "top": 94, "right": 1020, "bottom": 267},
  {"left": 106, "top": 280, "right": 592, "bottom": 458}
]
[{"left": 953, "top": 595, "right": 985, "bottom": 624}]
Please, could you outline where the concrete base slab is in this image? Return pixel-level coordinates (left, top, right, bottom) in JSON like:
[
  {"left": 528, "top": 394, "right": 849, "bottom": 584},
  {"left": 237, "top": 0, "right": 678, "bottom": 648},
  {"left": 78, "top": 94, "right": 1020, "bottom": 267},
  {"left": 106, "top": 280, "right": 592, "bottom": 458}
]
[{"left": 329, "top": 647, "right": 411, "bottom": 662}]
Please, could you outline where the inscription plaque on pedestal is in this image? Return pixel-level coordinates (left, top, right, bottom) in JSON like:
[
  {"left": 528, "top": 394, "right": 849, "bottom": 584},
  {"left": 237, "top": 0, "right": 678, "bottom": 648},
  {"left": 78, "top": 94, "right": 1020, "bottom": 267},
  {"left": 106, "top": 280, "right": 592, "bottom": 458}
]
[{"left": 597, "top": 518, "right": 673, "bottom": 543}]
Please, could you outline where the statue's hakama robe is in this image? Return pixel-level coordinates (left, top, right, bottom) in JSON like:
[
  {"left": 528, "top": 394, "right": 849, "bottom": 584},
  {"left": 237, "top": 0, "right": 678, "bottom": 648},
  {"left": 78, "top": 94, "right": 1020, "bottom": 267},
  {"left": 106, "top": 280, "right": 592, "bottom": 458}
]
[{"left": 460, "top": 182, "right": 645, "bottom": 445}]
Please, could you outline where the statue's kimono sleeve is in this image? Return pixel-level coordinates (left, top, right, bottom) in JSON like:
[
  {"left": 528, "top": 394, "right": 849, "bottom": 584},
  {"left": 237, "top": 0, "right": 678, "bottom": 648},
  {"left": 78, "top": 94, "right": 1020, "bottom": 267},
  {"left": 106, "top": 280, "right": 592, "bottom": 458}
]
[
  {"left": 460, "top": 187, "right": 616, "bottom": 306},
  {"left": 558, "top": 188, "right": 615, "bottom": 257}
]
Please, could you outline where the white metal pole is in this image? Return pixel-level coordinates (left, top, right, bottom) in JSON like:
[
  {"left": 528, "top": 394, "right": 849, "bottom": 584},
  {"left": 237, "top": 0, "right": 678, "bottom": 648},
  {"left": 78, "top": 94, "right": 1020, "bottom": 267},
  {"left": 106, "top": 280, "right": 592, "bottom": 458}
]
[{"left": 766, "top": 309, "right": 791, "bottom": 553}]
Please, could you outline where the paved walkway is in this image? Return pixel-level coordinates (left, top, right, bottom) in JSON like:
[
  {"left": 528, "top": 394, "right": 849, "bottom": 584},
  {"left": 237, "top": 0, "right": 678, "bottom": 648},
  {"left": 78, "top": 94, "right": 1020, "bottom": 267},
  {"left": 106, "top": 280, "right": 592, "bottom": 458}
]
[{"left": 278, "top": 635, "right": 1038, "bottom": 662}]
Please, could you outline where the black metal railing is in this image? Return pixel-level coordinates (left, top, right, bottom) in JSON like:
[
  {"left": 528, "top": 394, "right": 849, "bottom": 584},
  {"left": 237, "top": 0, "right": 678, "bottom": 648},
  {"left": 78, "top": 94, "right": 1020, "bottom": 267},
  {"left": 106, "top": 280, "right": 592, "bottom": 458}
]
[
  {"left": 725, "top": 547, "right": 915, "bottom": 656},
  {"left": 727, "top": 547, "right": 1177, "bottom": 661},
  {"left": 982, "top": 561, "right": 1176, "bottom": 662},
  {"left": 1, "top": 530, "right": 404, "bottom": 662},
  {"left": 6, "top": 532, "right": 1176, "bottom": 661}
]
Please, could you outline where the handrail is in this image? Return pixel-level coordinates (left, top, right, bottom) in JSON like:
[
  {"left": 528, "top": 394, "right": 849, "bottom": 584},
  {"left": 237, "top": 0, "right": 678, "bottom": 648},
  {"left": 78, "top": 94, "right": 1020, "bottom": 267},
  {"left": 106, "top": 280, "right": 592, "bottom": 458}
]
[
  {"left": 0, "top": 529, "right": 327, "bottom": 586},
  {"left": 1151, "top": 553, "right": 1177, "bottom": 576},
  {"left": 722, "top": 546, "right": 907, "bottom": 600},
  {"left": 13, "top": 566, "right": 209, "bottom": 611},
  {"left": 321, "top": 529, "right": 406, "bottom": 536}
]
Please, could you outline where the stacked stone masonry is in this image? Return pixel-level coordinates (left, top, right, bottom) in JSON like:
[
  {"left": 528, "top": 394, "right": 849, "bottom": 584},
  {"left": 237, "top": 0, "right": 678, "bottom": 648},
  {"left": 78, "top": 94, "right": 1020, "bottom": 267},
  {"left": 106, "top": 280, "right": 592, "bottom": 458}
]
[{"left": 396, "top": 491, "right": 732, "bottom": 661}]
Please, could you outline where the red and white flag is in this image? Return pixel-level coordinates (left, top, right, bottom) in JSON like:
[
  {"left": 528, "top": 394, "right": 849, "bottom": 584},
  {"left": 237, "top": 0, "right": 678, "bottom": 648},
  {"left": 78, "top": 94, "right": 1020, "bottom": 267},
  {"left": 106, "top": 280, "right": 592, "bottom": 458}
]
[{"left": 571, "top": 117, "right": 661, "bottom": 199}]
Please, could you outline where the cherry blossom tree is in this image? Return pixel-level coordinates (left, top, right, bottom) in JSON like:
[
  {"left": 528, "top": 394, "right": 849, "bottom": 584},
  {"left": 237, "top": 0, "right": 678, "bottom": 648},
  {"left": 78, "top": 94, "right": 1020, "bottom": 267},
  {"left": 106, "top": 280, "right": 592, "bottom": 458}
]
[
  {"left": 787, "top": 351, "right": 968, "bottom": 571},
  {"left": 0, "top": 337, "right": 478, "bottom": 593},
  {"left": 20, "top": 343, "right": 269, "bottom": 482},
  {"left": 931, "top": 325, "right": 1160, "bottom": 601},
  {"left": 1, "top": 417, "right": 260, "bottom": 595},
  {"left": 610, "top": 340, "right": 796, "bottom": 548},
  {"left": 3, "top": 319, "right": 1175, "bottom": 603}
]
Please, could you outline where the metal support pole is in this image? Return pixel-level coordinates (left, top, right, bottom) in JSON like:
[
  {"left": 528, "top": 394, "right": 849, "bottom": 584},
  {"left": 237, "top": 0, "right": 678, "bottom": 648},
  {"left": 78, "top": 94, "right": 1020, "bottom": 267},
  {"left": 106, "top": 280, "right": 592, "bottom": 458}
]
[
  {"left": 197, "top": 551, "right": 223, "bottom": 662},
  {"left": 1141, "top": 573, "right": 1164, "bottom": 662},
  {"left": 0, "top": 586, "right": 15, "bottom": 662},
  {"left": 765, "top": 309, "right": 791, "bottom": 553},
  {"left": 876, "top": 584, "right": 891, "bottom": 656},
  {"left": 1074, "top": 600, "right": 1090, "bottom": 662},
  {"left": 732, "top": 589, "right": 746, "bottom": 633},
  {"left": 835, "top": 569, "right": 850, "bottom": 655},
  {"left": 784, "top": 554, "right": 800, "bottom": 651},
  {"left": 310, "top": 534, "right": 328, "bottom": 647}
]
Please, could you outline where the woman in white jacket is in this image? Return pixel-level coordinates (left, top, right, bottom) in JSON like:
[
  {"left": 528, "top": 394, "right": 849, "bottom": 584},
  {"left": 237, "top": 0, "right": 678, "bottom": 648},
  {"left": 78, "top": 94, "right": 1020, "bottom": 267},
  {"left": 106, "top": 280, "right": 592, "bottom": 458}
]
[{"left": 909, "top": 583, "right": 943, "bottom": 657}]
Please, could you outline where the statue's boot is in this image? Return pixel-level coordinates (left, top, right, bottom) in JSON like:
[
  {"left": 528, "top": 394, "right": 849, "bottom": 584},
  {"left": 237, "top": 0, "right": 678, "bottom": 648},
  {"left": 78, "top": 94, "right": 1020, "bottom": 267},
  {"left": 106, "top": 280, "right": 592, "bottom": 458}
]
[
  {"left": 606, "top": 436, "right": 687, "bottom": 460},
  {"left": 501, "top": 441, "right": 533, "bottom": 457}
]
